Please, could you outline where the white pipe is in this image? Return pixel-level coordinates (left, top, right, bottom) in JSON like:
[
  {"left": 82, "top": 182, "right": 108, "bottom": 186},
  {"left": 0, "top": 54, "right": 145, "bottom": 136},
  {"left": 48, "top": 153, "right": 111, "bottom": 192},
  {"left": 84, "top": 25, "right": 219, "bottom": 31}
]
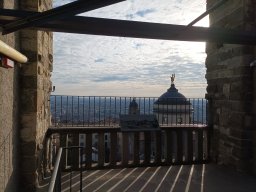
[{"left": 0, "top": 40, "right": 28, "bottom": 63}]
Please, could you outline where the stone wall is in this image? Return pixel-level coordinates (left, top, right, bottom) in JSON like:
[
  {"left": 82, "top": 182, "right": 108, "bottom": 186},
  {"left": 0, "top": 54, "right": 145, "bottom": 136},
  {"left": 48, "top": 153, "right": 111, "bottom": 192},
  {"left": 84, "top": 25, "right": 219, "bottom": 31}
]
[
  {"left": 0, "top": 0, "right": 53, "bottom": 191},
  {"left": 0, "top": 1, "right": 20, "bottom": 192},
  {"left": 19, "top": 0, "right": 53, "bottom": 191},
  {"left": 206, "top": 0, "right": 256, "bottom": 173}
]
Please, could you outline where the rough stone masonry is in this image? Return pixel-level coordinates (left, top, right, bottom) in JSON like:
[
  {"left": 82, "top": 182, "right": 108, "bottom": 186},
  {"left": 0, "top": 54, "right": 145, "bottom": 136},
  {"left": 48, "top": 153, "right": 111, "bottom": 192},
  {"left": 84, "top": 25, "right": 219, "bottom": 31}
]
[
  {"left": 0, "top": 0, "right": 53, "bottom": 191},
  {"left": 206, "top": 0, "right": 256, "bottom": 173}
]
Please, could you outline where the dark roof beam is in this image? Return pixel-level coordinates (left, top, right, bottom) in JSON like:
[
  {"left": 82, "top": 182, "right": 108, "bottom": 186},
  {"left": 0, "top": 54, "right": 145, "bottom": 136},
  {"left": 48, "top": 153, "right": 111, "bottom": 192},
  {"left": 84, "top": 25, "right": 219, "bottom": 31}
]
[
  {"left": 1, "top": 0, "right": 126, "bottom": 35},
  {"left": 1, "top": 9, "right": 256, "bottom": 45},
  {"left": 40, "top": 16, "right": 256, "bottom": 45}
]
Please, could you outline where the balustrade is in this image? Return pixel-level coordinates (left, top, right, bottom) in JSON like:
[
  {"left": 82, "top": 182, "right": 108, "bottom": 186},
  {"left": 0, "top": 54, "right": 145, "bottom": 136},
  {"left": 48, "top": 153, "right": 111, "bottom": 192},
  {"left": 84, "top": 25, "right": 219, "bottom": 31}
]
[{"left": 47, "top": 125, "right": 209, "bottom": 170}]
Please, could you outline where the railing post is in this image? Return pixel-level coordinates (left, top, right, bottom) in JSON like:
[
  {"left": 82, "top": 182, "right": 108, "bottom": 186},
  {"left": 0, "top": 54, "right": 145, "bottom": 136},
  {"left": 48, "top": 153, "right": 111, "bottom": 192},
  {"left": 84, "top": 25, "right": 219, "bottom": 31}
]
[
  {"left": 144, "top": 131, "right": 151, "bottom": 165},
  {"left": 155, "top": 131, "right": 162, "bottom": 164},
  {"left": 177, "top": 129, "right": 183, "bottom": 162},
  {"left": 98, "top": 132, "right": 105, "bottom": 167},
  {"left": 122, "top": 132, "right": 129, "bottom": 166},
  {"left": 198, "top": 129, "right": 204, "bottom": 162},
  {"left": 85, "top": 133, "right": 92, "bottom": 169},
  {"left": 133, "top": 132, "right": 140, "bottom": 165},
  {"left": 60, "top": 134, "right": 68, "bottom": 170},
  {"left": 48, "top": 148, "right": 63, "bottom": 192},
  {"left": 166, "top": 130, "right": 173, "bottom": 164},
  {"left": 110, "top": 132, "right": 117, "bottom": 166},
  {"left": 187, "top": 130, "right": 193, "bottom": 163},
  {"left": 72, "top": 134, "right": 80, "bottom": 169}
]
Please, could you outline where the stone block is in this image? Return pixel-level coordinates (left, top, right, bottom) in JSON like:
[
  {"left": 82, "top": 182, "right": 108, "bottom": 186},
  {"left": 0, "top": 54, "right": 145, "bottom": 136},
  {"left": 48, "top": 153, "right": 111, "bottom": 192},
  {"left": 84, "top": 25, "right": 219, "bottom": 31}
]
[
  {"left": 20, "top": 127, "right": 36, "bottom": 142},
  {"left": 21, "top": 37, "right": 38, "bottom": 52},
  {"left": 21, "top": 75, "right": 37, "bottom": 89},
  {"left": 21, "top": 63, "right": 37, "bottom": 76},
  {"left": 21, "top": 114, "right": 36, "bottom": 128},
  {"left": 21, "top": 89, "right": 37, "bottom": 113},
  {"left": 210, "top": 2, "right": 243, "bottom": 26},
  {"left": 20, "top": 172, "right": 37, "bottom": 191},
  {"left": 21, "top": 156, "right": 37, "bottom": 172},
  {"left": 21, "top": 141, "right": 37, "bottom": 156},
  {"left": 20, "top": 30, "right": 37, "bottom": 39},
  {"left": 219, "top": 126, "right": 230, "bottom": 136},
  {"left": 244, "top": 115, "right": 253, "bottom": 127},
  {"left": 229, "top": 112, "right": 245, "bottom": 128},
  {"left": 229, "top": 91, "right": 243, "bottom": 100},
  {"left": 20, "top": 1, "right": 38, "bottom": 11},
  {"left": 222, "top": 83, "right": 230, "bottom": 98},
  {"left": 231, "top": 142, "right": 253, "bottom": 161},
  {"left": 38, "top": 76, "right": 45, "bottom": 90},
  {"left": 229, "top": 127, "right": 253, "bottom": 140}
]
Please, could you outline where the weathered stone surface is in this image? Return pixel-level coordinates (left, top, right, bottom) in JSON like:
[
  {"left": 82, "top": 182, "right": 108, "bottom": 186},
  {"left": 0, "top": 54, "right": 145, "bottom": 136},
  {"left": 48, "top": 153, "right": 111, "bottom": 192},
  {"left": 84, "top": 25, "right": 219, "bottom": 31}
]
[
  {"left": 18, "top": 0, "right": 53, "bottom": 190},
  {"left": 0, "top": 1, "right": 21, "bottom": 191},
  {"left": 207, "top": 0, "right": 256, "bottom": 174}
]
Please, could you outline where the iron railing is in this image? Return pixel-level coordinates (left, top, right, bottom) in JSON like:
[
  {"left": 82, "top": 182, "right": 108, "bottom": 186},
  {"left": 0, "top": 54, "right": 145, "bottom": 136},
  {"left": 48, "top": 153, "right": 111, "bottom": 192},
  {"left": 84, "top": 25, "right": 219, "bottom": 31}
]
[
  {"left": 50, "top": 96, "right": 208, "bottom": 127},
  {"left": 48, "top": 147, "right": 84, "bottom": 192},
  {"left": 47, "top": 95, "right": 209, "bottom": 191}
]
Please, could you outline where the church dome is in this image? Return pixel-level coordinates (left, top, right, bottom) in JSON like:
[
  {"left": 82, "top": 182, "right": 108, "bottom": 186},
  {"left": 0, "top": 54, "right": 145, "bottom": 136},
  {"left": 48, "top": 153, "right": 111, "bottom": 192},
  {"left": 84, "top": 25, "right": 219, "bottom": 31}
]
[
  {"left": 153, "top": 75, "right": 193, "bottom": 124},
  {"left": 154, "top": 84, "right": 190, "bottom": 105}
]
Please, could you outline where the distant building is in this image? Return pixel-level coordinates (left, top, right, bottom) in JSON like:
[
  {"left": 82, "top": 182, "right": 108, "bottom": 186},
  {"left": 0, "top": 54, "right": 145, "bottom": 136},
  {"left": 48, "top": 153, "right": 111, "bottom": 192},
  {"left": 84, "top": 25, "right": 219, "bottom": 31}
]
[
  {"left": 153, "top": 74, "right": 193, "bottom": 125},
  {"left": 119, "top": 98, "right": 159, "bottom": 161},
  {"left": 129, "top": 98, "right": 140, "bottom": 115}
]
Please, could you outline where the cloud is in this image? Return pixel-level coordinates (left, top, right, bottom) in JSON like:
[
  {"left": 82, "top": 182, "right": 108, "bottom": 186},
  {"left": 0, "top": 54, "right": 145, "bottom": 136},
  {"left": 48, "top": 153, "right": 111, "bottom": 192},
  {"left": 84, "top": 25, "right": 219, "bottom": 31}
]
[
  {"left": 92, "top": 75, "right": 132, "bottom": 82},
  {"left": 95, "top": 58, "right": 104, "bottom": 63},
  {"left": 52, "top": 0, "right": 208, "bottom": 98},
  {"left": 135, "top": 8, "right": 156, "bottom": 17}
]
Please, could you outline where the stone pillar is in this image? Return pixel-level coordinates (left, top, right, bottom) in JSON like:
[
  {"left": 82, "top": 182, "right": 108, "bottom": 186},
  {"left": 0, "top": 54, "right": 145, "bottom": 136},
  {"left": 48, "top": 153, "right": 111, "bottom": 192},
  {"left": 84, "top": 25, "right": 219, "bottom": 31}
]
[
  {"left": 19, "top": 0, "right": 53, "bottom": 190},
  {"left": 206, "top": 0, "right": 255, "bottom": 173},
  {"left": 0, "top": 1, "right": 20, "bottom": 192}
]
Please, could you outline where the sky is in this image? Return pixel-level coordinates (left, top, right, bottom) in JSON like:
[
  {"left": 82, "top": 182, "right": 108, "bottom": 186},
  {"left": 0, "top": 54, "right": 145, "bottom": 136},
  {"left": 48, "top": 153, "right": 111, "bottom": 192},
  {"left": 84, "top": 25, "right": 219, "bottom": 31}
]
[{"left": 52, "top": 0, "right": 208, "bottom": 98}]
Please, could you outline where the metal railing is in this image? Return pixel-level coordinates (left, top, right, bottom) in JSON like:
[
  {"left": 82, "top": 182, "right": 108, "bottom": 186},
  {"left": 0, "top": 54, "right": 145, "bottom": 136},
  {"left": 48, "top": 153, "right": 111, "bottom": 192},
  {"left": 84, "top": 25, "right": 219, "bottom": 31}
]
[
  {"left": 47, "top": 95, "right": 209, "bottom": 191},
  {"left": 48, "top": 148, "right": 62, "bottom": 192},
  {"left": 50, "top": 96, "right": 208, "bottom": 127},
  {"left": 48, "top": 147, "right": 84, "bottom": 192}
]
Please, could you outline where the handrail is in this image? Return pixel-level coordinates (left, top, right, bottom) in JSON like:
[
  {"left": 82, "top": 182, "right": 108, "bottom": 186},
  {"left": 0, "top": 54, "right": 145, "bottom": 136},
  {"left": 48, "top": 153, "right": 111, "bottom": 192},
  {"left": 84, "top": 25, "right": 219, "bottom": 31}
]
[
  {"left": 0, "top": 40, "right": 28, "bottom": 63},
  {"left": 48, "top": 148, "right": 62, "bottom": 192}
]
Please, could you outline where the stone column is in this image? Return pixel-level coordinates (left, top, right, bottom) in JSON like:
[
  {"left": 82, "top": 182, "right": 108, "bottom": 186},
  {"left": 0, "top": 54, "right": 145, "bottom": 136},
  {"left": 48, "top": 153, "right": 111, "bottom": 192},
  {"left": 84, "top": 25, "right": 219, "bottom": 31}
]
[
  {"left": 19, "top": 0, "right": 53, "bottom": 190},
  {"left": 0, "top": 1, "right": 20, "bottom": 191},
  {"left": 206, "top": 0, "right": 255, "bottom": 173}
]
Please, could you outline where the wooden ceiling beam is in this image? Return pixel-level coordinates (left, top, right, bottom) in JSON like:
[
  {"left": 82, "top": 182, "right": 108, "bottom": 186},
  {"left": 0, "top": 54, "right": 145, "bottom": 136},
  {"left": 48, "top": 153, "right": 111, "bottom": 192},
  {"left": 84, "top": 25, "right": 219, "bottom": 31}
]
[
  {"left": 1, "top": 0, "right": 126, "bottom": 34},
  {"left": 1, "top": 9, "right": 256, "bottom": 45}
]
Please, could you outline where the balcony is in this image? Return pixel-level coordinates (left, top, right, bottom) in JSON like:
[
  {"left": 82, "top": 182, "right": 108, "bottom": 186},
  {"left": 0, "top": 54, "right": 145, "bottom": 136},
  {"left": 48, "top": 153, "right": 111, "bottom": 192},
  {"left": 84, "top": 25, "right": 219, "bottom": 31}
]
[
  {"left": 54, "top": 164, "right": 256, "bottom": 192},
  {"left": 45, "top": 96, "right": 256, "bottom": 192}
]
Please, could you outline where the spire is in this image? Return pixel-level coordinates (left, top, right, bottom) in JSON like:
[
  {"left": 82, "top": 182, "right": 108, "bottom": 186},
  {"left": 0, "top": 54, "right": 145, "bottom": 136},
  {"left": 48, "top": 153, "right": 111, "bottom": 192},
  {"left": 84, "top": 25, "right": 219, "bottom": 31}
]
[{"left": 170, "top": 74, "right": 175, "bottom": 85}]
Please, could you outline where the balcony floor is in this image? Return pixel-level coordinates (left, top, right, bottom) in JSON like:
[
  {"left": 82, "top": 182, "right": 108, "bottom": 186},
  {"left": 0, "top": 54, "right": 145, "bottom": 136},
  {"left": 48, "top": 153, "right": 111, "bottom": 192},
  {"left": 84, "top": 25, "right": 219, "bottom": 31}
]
[{"left": 60, "top": 164, "right": 256, "bottom": 192}]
